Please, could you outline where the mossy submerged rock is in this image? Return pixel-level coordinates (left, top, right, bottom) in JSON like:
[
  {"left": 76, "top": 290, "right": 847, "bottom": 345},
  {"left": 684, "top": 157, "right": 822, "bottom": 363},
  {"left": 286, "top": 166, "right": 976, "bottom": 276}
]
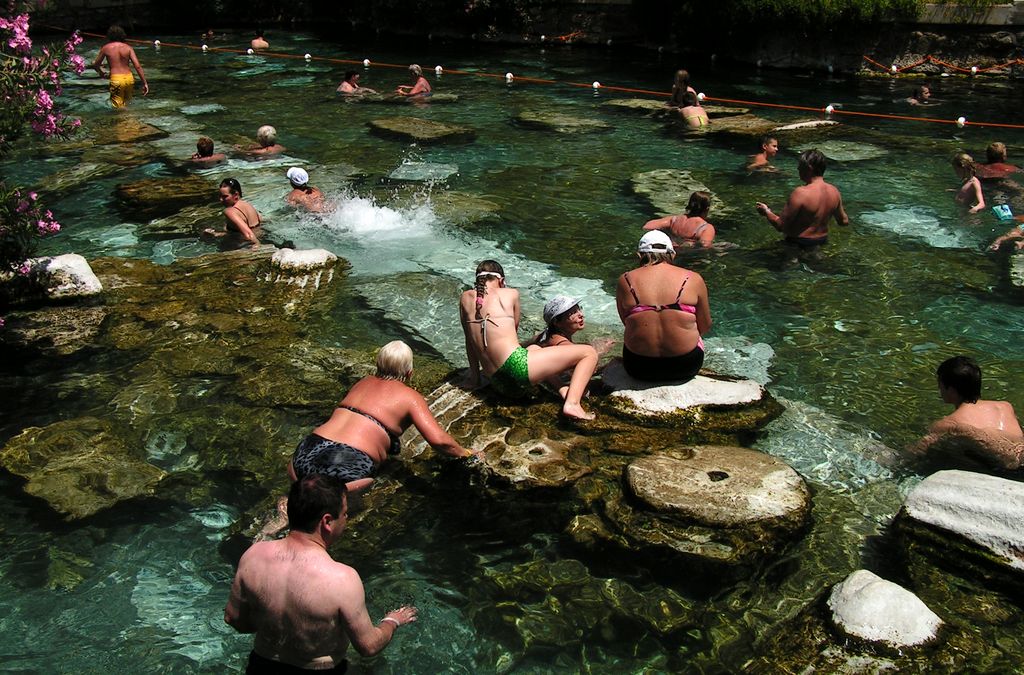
[
  {"left": 601, "top": 98, "right": 749, "bottom": 118},
  {"left": 114, "top": 175, "right": 217, "bottom": 220},
  {"left": 367, "top": 116, "right": 476, "bottom": 144},
  {"left": 349, "top": 92, "right": 460, "bottom": 105},
  {"left": 630, "top": 168, "right": 734, "bottom": 219},
  {"left": 574, "top": 446, "right": 810, "bottom": 565},
  {"left": 139, "top": 204, "right": 221, "bottom": 241},
  {"left": 89, "top": 117, "right": 170, "bottom": 145},
  {"left": 36, "top": 162, "right": 121, "bottom": 196},
  {"left": 1010, "top": 252, "right": 1024, "bottom": 291},
  {"left": 708, "top": 114, "right": 839, "bottom": 140},
  {"left": 514, "top": 110, "right": 612, "bottom": 133},
  {"left": 0, "top": 417, "right": 165, "bottom": 520}
]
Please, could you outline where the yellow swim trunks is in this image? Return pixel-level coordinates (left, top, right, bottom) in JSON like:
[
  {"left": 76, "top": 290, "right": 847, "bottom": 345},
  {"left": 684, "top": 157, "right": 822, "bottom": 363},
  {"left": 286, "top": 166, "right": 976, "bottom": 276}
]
[{"left": 109, "top": 73, "right": 135, "bottom": 108}]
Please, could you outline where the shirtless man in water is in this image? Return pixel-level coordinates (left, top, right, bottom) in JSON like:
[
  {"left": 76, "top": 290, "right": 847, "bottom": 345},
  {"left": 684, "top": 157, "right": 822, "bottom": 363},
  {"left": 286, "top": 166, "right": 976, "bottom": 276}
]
[
  {"left": 226, "top": 474, "right": 418, "bottom": 673},
  {"left": 755, "top": 148, "right": 849, "bottom": 247},
  {"left": 747, "top": 136, "right": 779, "bottom": 171},
  {"left": 91, "top": 25, "right": 149, "bottom": 108},
  {"left": 912, "top": 356, "right": 1023, "bottom": 470}
]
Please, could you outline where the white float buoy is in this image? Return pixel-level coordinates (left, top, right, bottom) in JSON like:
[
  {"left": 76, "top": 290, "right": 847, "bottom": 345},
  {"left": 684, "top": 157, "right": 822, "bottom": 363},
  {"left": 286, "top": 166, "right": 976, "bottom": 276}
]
[
  {"left": 304, "top": 53, "right": 312, "bottom": 61},
  {"left": 363, "top": 58, "right": 370, "bottom": 67},
  {"left": 891, "top": 64, "right": 897, "bottom": 73},
  {"left": 971, "top": 66, "right": 978, "bottom": 75},
  {"left": 153, "top": 39, "right": 161, "bottom": 47},
  {"left": 940, "top": 72, "right": 950, "bottom": 77},
  {"left": 696, "top": 92, "right": 705, "bottom": 102},
  {"left": 827, "top": 64, "right": 833, "bottom": 74},
  {"left": 540, "top": 34, "right": 546, "bottom": 42},
  {"left": 435, "top": 65, "right": 443, "bottom": 75},
  {"left": 825, "top": 104, "right": 835, "bottom": 115},
  {"left": 606, "top": 39, "right": 612, "bottom": 46},
  {"left": 505, "top": 72, "right": 514, "bottom": 83},
  {"left": 247, "top": 48, "right": 254, "bottom": 55},
  {"left": 956, "top": 116, "right": 966, "bottom": 128},
  {"left": 201, "top": 44, "right": 208, "bottom": 52},
  {"left": 658, "top": 46, "right": 664, "bottom": 54},
  {"left": 756, "top": 59, "right": 762, "bottom": 68},
  {"left": 592, "top": 81, "right": 601, "bottom": 89},
  {"left": 710, "top": 54, "right": 716, "bottom": 62}
]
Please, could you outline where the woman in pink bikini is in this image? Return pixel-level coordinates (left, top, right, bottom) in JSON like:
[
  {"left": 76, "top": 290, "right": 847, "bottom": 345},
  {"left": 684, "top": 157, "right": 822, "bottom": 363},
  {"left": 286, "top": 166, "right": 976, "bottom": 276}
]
[
  {"left": 615, "top": 231, "right": 712, "bottom": 382},
  {"left": 642, "top": 191, "right": 716, "bottom": 248}
]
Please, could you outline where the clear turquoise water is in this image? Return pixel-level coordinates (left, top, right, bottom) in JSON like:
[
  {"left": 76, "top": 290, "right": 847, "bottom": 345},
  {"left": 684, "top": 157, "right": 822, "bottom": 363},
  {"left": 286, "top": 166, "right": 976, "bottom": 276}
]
[{"left": 2, "top": 29, "right": 1024, "bottom": 672}]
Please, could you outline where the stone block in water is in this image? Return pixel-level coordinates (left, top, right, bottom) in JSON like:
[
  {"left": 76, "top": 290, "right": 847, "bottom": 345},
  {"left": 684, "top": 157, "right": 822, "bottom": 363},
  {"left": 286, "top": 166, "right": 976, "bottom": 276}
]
[
  {"left": 600, "top": 360, "right": 781, "bottom": 434},
  {"left": 36, "top": 162, "right": 121, "bottom": 196},
  {"left": 89, "top": 117, "right": 170, "bottom": 145},
  {"left": 630, "top": 168, "right": 734, "bottom": 219},
  {"left": 827, "top": 570, "right": 943, "bottom": 648},
  {"left": 1010, "top": 252, "right": 1024, "bottom": 290},
  {"left": 28, "top": 253, "right": 104, "bottom": 300},
  {"left": 388, "top": 162, "right": 460, "bottom": 182},
  {"left": 271, "top": 248, "right": 339, "bottom": 273},
  {"left": 513, "top": 110, "right": 612, "bottom": 133},
  {"left": 114, "top": 175, "right": 218, "bottom": 220},
  {"left": 900, "top": 469, "right": 1024, "bottom": 573},
  {"left": 0, "top": 417, "right": 166, "bottom": 520},
  {"left": 368, "top": 116, "right": 476, "bottom": 144}
]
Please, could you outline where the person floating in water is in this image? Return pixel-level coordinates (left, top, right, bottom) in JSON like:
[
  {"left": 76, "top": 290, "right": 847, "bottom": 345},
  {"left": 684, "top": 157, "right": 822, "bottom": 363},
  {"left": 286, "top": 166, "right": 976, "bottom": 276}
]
[
  {"left": 337, "top": 70, "right": 377, "bottom": 95},
  {"left": 951, "top": 152, "right": 985, "bottom": 214},
  {"left": 239, "top": 125, "right": 285, "bottom": 156},
  {"left": 396, "top": 64, "right": 431, "bottom": 97},
  {"left": 251, "top": 31, "right": 268, "bottom": 50},
  {"left": 91, "top": 25, "right": 149, "bottom": 108},
  {"left": 284, "top": 167, "right": 327, "bottom": 212},
  {"left": 988, "top": 214, "right": 1024, "bottom": 251},
  {"left": 976, "top": 142, "right": 1021, "bottom": 180},
  {"left": 907, "top": 84, "right": 931, "bottom": 105},
  {"left": 225, "top": 474, "right": 419, "bottom": 673},
  {"left": 747, "top": 136, "right": 779, "bottom": 171},
  {"left": 459, "top": 260, "right": 597, "bottom": 420},
  {"left": 643, "top": 191, "right": 716, "bottom": 249},
  {"left": 755, "top": 149, "right": 849, "bottom": 248},
  {"left": 190, "top": 136, "right": 226, "bottom": 165},
  {"left": 911, "top": 356, "right": 1023, "bottom": 470},
  {"left": 204, "top": 177, "right": 262, "bottom": 249}
]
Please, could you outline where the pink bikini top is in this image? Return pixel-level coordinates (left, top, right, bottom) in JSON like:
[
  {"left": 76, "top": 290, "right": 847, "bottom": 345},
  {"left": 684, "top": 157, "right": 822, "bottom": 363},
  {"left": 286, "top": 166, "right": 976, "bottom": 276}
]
[{"left": 624, "top": 272, "right": 696, "bottom": 316}]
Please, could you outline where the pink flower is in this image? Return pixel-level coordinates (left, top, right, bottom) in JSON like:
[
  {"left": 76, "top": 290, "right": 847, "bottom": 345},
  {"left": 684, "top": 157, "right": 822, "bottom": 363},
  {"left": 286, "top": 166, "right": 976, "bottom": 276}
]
[
  {"left": 28, "top": 192, "right": 37, "bottom": 200},
  {"left": 15, "top": 200, "right": 30, "bottom": 213},
  {"left": 17, "top": 262, "right": 32, "bottom": 276},
  {"left": 69, "top": 54, "right": 85, "bottom": 74}
]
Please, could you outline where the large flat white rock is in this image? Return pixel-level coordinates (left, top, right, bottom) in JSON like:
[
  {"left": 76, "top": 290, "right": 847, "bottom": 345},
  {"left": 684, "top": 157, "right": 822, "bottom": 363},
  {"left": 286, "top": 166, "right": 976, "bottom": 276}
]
[
  {"left": 32, "top": 254, "right": 103, "bottom": 299},
  {"left": 271, "top": 248, "right": 338, "bottom": 273},
  {"left": 603, "top": 360, "right": 764, "bottom": 414},
  {"left": 828, "top": 569, "right": 942, "bottom": 647},
  {"left": 903, "top": 469, "right": 1024, "bottom": 571}
]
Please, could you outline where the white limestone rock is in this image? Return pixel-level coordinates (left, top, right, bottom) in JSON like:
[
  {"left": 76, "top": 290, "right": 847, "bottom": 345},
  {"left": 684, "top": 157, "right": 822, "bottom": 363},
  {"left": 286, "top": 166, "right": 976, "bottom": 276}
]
[
  {"left": 603, "top": 360, "right": 765, "bottom": 414},
  {"left": 903, "top": 469, "right": 1024, "bottom": 571},
  {"left": 271, "top": 248, "right": 338, "bottom": 274},
  {"left": 626, "top": 446, "right": 810, "bottom": 527},
  {"left": 31, "top": 254, "right": 103, "bottom": 299},
  {"left": 827, "top": 569, "right": 943, "bottom": 647}
]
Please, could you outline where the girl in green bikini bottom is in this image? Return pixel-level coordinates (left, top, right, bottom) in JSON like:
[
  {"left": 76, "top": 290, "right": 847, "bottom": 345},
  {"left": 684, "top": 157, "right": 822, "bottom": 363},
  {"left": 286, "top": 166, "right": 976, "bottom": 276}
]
[{"left": 459, "top": 260, "right": 598, "bottom": 420}]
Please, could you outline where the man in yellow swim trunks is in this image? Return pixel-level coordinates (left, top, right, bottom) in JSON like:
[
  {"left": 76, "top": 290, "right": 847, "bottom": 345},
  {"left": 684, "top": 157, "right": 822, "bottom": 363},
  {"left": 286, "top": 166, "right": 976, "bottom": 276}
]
[{"left": 91, "top": 25, "right": 149, "bottom": 108}]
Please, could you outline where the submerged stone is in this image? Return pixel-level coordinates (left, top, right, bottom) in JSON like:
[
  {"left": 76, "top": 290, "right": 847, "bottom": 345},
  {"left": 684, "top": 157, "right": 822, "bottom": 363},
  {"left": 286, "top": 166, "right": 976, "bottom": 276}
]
[
  {"left": 469, "top": 426, "right": 592, "bottom": 490},
  {"left": 708, "top": 115, "right": 838, "bottom": 140},
  {"left": 601, "top": 98, "right": 673, "bottom": 116},
  {"left": 350, "top": 92, "right": 460, "bottom": 105},
  {"left": 514, "top": 111, "right": 612, "bottom": 134},
  {"left": 901, "top": 469, "right": 1024, "bottom": 573},
  {"left": 36, "top": 162, "right": 121, "bottom": 195},
  {"left": 1010, "top": 253, "right": 1024, "bottom": 290},
  {"left": 388, "top": 162, "right": 460, "bottom": 182},
  {"left": 630, "top": 168, "right": 734, "bottom": 219},
  {"left": 271, "top": 248, "right": 338, "bottom": 274},
  {"left": 827, "top": 570, "right": 943, "bottom": 648},
  {"left": 139, "top": 204, "right": 222, "bottom": 240},
  {"left": 115, "top": 175, "right": 217, "bottom": 220},
  {"left": 793, "top": 140, "right": 888, "bottom": 162},
  {"left": 89, "top": 117, "right": 170, "bottom": 145},
  {"left": 0, "top": 417, "right": 165, "bottom": 520},
  {"left": 368, "top": 116, "right": 476, "bottom": 144},
  {"left": 0, "top": 306, "right": 107, "bottom": 356}
]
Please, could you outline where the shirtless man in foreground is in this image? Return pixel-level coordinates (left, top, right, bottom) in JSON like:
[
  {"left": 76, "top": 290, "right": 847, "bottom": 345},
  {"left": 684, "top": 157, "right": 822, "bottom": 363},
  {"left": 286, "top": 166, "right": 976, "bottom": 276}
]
[
  {"left": 91, "top": 25, "right": 149, "bottom": 108},
  {"left": 225, "top": 474, "right": 417, "bottom": 673},
  {"left": 755, "top": 148, "right": 849, "bottom": 247},
  {"left": 912, "top": 356, "right": 1023, "bottom": 470}
]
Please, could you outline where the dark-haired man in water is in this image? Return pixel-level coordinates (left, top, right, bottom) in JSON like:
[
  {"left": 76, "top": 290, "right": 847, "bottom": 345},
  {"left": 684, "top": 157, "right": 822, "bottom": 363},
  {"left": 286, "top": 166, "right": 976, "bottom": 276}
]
[
  {"left": 755, "top": 148, "right": 849, "bottom": 248},
  {"left": 225, "top": 474, "right": 418, "bottom": 673}
]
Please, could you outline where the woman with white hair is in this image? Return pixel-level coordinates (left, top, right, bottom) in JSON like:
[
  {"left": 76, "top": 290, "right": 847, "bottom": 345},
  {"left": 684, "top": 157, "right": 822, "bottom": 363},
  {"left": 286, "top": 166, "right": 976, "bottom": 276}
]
[
  {"left": 396, "top": 64, "right": 431, "bottom": 97},
  {"left": 288, "top": 340, "right": 474, "bottom": 491},
  {"left": 242, "top": 124, "right": 285, "bottom": 155}
]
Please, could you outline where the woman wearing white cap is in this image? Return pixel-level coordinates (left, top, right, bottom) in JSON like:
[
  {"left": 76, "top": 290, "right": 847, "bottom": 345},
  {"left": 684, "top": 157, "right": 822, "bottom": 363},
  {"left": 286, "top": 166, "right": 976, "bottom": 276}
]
[
  {"left": 615, "top": 230, "right": 711, "bottom": 382},
  {"left": 527, "top": 296, "right": 612, "bottom": 400},
  {"left": 285, "top": 167, "right": 326, "bottom": 212},
  {"left": 460, "top": 260, "right": 598, "bottom": 420}
]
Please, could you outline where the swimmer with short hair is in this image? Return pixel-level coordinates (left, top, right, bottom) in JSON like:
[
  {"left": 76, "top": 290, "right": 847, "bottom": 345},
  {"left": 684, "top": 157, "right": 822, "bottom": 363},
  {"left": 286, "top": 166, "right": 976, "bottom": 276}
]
[{"left": 951, "top": 152, "right": 985, "bottom": 214}]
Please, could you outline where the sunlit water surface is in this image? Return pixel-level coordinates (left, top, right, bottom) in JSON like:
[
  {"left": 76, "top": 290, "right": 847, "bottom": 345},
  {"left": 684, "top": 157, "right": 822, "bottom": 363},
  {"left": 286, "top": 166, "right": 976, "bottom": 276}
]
[{"left": 2, "top": 29, "right": 1024, "bottom": 673}]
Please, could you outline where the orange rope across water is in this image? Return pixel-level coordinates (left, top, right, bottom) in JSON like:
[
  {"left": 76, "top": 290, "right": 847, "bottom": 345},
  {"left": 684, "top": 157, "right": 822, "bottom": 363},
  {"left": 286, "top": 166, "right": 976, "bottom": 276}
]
[
  {"left": 863, "top": 53, "right": 1024, "bottom": 74},
  {"left": 52, "top": 26, "right": 1024, "bottom": 130}
]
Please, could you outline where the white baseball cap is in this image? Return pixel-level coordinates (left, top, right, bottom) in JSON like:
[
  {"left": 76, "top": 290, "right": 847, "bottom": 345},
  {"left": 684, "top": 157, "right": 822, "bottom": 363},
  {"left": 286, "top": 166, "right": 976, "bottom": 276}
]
[
  {"left": 543, "top": 295, "right": 582, "bottom": 325},
  {"left": 638, "top": 230, "right": 674, "bottom": 254}
]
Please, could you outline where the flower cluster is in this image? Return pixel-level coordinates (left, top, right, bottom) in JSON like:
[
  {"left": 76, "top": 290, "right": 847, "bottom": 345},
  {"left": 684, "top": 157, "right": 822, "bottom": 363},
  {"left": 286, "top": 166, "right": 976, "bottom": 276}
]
[
  {"left": 0, "top": 5, "right": 81, "bottom": 278},
  {"left": 0, "top": 183, "right": 61, "bottom": 272}
]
